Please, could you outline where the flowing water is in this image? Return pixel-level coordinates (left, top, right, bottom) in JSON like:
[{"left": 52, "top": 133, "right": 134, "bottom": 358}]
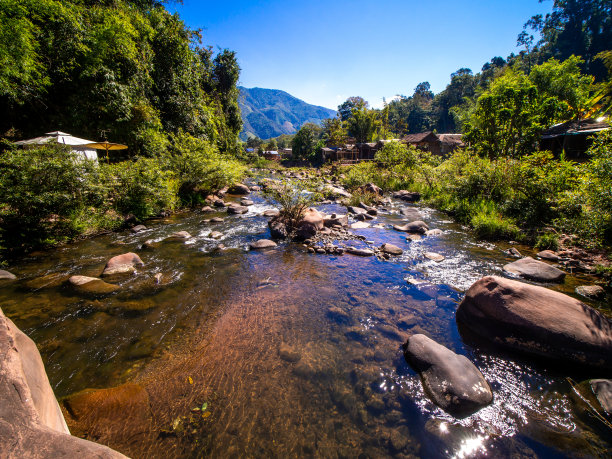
[{"left": 1, "top": 174, "right": 610, "bottom": 458}]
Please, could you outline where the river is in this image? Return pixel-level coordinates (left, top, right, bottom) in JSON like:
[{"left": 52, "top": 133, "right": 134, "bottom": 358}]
[{"left": 1, "top": 173, "right": 610, "bottom": 458}]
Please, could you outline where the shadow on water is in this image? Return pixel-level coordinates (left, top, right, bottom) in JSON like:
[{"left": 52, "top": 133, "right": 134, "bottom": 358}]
[{"left": 1, "top": 180, "right": 611, "bottom": 458}]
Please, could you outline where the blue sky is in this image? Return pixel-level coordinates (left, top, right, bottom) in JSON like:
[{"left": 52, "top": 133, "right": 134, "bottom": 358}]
[{"left": 171, "top": 0, "right": 553, "bottom": 110}]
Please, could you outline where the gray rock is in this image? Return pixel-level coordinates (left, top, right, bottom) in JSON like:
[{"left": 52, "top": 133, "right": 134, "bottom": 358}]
[
  {"left": 348, "top": 206, "right": 367, "bottom": 215},
  {"left": 227, "top": 205, "right": 248, "bottom": 214},
  {"left": 457, "top": 276, "right": 612, "bottom": 370},
  {"left": 393, "top": 190, "right": 421, "bottom": 202},
  {"left": 249, "top": 239, "right": 277, "bottom": 250},
  {"left": 324, "top": 214, "right": 348, "bottom": 228},
  {"left": 393, "top": 220, "right": 429, "bottom": 234},
  {"left": 404, "top": 334, "right": 493, "bottom": 417},
  {"left": 209, "top": 231, "right": 223, "bottom": 239},
  {"left": 269, "top": 219, "right": 288, "bottom": 239},
  {"left": 381, "top": 243, "right": 403, "bottom": 255},
  {"left": 355, "top": 213, "right": 374, "bottom": 221},
  {"left": 424, "top": 252, "right": 445, "bottom": 262},
  {"left": 400, "top": 207, "right": 421, "bottom": 219},
  {"left": 166, "top": 230, "right": 191, "bottom": 240},
  {"left": 537, "top": 250, "right": 560, "bottom": 262},
  {"left": 575, "top": 285, "right": 605, "bottom": 300},
  {"left": 240, "top": 199, "right": 254, "bottom": 206},
  {"left": 503, "top": 257, "right": 565, "bottom": 283},
  {"left": 210, "top": 217, "right": 224, "bottom": 223},
  {"left": 346, "top": 247, "right": 375, "bottom": 256},
  {"left": 227, "top": 183, "right": 250, "bottom": 195},
  {"left": 279, "top": 343, "right": 301, "bottom": 363}
]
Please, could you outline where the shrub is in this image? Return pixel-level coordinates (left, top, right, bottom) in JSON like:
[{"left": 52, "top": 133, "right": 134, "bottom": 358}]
[
  {"left": 535, "top": 233, "right": 559, "bottom": 251},
  {"left": 0, "top": 144, "right": 104, "bottom": 251},
  {"left": 104, "top": 157, "right": 178, "bottom": 221},
  {"left": 470, "top": 201, "right": 521, "bottom": 240}
]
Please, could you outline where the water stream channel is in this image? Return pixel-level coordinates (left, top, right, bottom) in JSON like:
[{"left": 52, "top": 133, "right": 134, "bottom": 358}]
[{"left": 1, "top": 172, "right": 610, "bottom": 458}]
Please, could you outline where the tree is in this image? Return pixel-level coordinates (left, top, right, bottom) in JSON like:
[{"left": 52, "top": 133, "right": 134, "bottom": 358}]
[
  {"left": 322, "top": 116, "right": 347, "bottom": 146},
  {"left": 338, "top": 96, "right": 367, "bottom": 121},
  {"left": 523, "top": 0, "right": 612, "bottom": 81},
  {"left": 346, "top": 106, "right": 380, "bottom": 143},
  {"left": 291, "top": 123, "right": 323, "bottom": 162}
]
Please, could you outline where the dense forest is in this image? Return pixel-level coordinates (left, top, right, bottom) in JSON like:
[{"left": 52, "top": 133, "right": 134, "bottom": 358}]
[{"left": 0, "top": 0, "right": 242, "bottom": 155}]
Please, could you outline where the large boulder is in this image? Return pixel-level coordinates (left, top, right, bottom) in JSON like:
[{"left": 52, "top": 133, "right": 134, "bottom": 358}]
[
  {"left": 227, "top": 183, "right": 250, "bottom": 195},
  {"left": 457, "top": 276, "right": 612, "bottom": 370},
  {"left": 101, "top": 252, "right": 144, "bottom": 276},
  {"left": 381, "top": 243, "right": 403, "bottom": 255},
  {"left": 503, "top": 257, "right": 565, "bottom": 283},
  {"left": 393, "top": 221, "right": 429, "bottom": 234},
  {"left": 227, "top": 205, "right": 248, "bottom": 215},
  {"left": 269, "top": 218, "right": 288, "bottom": 239},
  {"left": 0, "top": 308, "right": 127, "bottom": 458},
  {"left": 295, "top": 208, "right": 324, "bottom": 241},
  {"left": 404, "top": 334, "right": 492, "bottom": 417}
]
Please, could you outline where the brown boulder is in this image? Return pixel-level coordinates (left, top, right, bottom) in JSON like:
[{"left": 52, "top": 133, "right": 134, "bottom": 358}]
[
  {"left": 0, "top": 308, "right": 126, "bottom": 458},
  {"left": 227, "top": 183, "right": 250, "bottom": 195},
  {"left": 381, "top": 243, "right": 403, "bottom": 255},
  {"left": 249, "top": 239, "right": 277, "bottom": 250},
  {"left": 457, "top": 276, "right": 612, "bottom": 369},
  {"left": 101, "top": 252, "right": 144, "bottom": 276},
  {"left": 295, "top": 208, "right": 324, "bottom": 240},
  {"left": 393, "top": 190, "right": 421, "bottom": 202},
  {"left": 0, "top": 269, "right": 17, "bottom": 281},
  {"left": 537, "top": 250, "right": 560, "bottom": 262},
  {"left": 227, "top": 205, "right": 248, "bottom": 214},
  {"left": 503, "top": 257, "right": 565, "bottom": 283}
]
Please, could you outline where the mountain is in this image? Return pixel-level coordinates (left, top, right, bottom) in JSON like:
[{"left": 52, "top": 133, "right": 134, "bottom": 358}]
[{"left": 238, "top": 87, "right": 337, "bottom": 140}]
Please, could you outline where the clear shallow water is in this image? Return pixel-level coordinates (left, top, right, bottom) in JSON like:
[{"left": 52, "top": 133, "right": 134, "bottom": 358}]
[{"left": 1, "top": 178, "right": 610, "bottom": 458}]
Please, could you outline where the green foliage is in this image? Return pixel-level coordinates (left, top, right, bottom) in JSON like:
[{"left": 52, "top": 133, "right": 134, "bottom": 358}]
[
  {"left": 0, "top": 0, "right": 242, "bottom": 157},
  {"left": 346, "top": 105, "right": 380, "bottom": 143},
  {"left": 535, "top": 233, "right": 560, "bottom": 251},
  {"left": 104, "top": 157, "right": 178, "bottom": 221},
  {"left": 264, "top": 180, "right": 317, "bottom": 233},
  {"left": 291, "top": 123, "right": 324, "bottom": 163},
  {"left": 0, "top": 144, "right": 114, "bottom": 250},
  {"left": 166, "top": 131, "right": 246, "bottom": 204},
  {"left": 469, "top": 201, "right": 521, "bottom": 241}
]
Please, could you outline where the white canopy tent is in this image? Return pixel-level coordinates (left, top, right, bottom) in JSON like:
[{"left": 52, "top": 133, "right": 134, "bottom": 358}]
[{"left": 14, "top": 131, "right": 100, "bottom": 162}]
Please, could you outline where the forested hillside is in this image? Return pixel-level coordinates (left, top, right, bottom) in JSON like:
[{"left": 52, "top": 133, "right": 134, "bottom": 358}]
[
  {"left": 239, "top": 87, "right": 336, "bottom": 140},
  {"left": 0, "top": 0, "right": 242, "bottom": 155}
]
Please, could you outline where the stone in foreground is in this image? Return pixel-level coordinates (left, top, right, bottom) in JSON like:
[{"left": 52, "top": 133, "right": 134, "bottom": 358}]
[
  {"left": 249, "top": 239, "right": 277, "bottom": 250},
  {"left": 424, "top": 252, "right": 445, "bottom": 262},
  {"left": 346, "top": 247, "right": 375, "bottom": 256},
  {"left": 457, "top": 276, "right": 612, "bottom": 370},
  {"left": 503, "top": 256, "right": 565, "bottom": 283},
  {"left": 101, "top": 252, "right": 144, "bottom": 276},
  {"left": 0, "top": 308, "right": 126, "bottom": 458},
  {"left": 403, "top": 334, "right": 493, "bottom": 417}
]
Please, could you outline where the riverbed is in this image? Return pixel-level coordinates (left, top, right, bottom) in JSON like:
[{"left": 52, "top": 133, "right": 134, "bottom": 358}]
[{"left": 1, "top": 176, "right": 610, "bottom": 458}]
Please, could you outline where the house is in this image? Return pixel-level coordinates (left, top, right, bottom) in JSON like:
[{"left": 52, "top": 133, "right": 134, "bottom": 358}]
[
  {"left": 403, "top": 131, "right": 463, "bottom": 155},
  {"left": 261, "top": 150, "right": 281, "bottom": 161},
  {"left": 540, "top": 118, "right": 610, "bottom": 158},
  {"left": 14, "top": 131, "right": 99, "bottom": 162}
]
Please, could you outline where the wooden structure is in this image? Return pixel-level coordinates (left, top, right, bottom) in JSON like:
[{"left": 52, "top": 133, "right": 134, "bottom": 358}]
[
  {"left": 403, "top": 131, "right": 463, "bottom": 156},
  {"left": 540, "top": 118, "right": 610, "bottom": 159}
]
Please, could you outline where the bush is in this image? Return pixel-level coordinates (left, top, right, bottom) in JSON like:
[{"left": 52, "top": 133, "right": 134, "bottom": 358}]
[
  {"left": 0, "top": 145, "right": 106, "bottom": 251},
  {"left": 104, "top": 157, "right": 179, "bottom": 221},
  {"left": 470, "top": 201, "right": 521, "bottom": 240},
  {"left": 535, "top": 233, "right": 559, "bottom": 251}
]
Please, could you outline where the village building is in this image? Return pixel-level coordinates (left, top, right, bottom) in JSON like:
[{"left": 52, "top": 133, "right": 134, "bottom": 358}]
[
  {"left": 403, "top": 131, "right": 464, "bottom": 155},
  {"left": 540, "top": 118, "right": 610, "bottom": 159},
  {"left": 261, "top": 150, "right": 281, "bottom": 161}
]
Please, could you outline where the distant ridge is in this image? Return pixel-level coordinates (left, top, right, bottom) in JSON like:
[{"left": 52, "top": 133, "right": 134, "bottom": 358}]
[{"left": 239, "top": 87, "right": 337, "bottom": 140}]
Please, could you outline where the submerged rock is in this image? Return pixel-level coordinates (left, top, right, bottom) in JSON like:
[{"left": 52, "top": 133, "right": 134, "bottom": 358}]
[
  {"left": 68, "top": 276, "right": 120, "bottom": 296},
  {"left": 101, "top": 252, "right": 144, "bottom": 276},
  {"left": 62, "top": 383, "right": 152, "bottom": 446},
  {"left": 393, "top": 221, "right": 429, "bottom": 234},
  {"left": 166, "top": 231, "right": 192, "bottom": 241},
  {"left": 279, "top": 343, "right": 301, "bottom": 363},
  {"left": 403, "top": 334, "right": 493, "bottom": 417},
  {"left": 249, "top": 239, "right": 277, "bottom": 250},
  {"left": 130, "top": 224, "right": 147, "bottom": 233},
  {"left": 0, "top": 308, "right": 127, "bottom": 458},
  {"left": 201, "top": 205, "right": 215, "bottom": 213},
  {"left": 457, "top": 276, "right": 612, "bottom": 370},
  {"left": 503, "top": 257, "right": 565, "bottom": 283},
  {"left": 346, "top": 247, "right": 375, "bottom": 257}
]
